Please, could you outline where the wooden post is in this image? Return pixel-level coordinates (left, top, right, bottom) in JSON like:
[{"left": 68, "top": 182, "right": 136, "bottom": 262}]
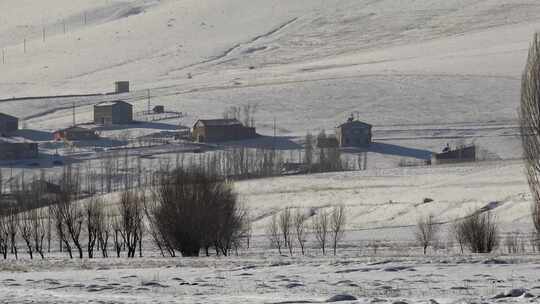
[
  {"left": 23, "top": 39, "right": 26, "bottom": 53},
  {"left": 2, "top": 49, "right": 4, "bottom": 64},
  {"left": 42, "top": 27, "right": 45, "bottom": 42}
]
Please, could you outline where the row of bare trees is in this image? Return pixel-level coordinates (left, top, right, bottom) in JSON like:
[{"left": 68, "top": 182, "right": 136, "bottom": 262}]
[
  {"left": 416, "top": 212, "right": 499, "bottom": 254},
  {"left": 267, "top": 205, "right": 346, "bottom": 255}
]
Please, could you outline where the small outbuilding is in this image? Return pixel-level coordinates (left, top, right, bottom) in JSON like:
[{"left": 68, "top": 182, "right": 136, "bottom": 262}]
[
  {"left": 336, "top": 116, "right": 372, "bottom": 148},
  {"left": 432, "top": 144, "right": 476, "bottom": 165},
  {"left": 54, "top": 126, "right": 99, "bottom": 141},
  {"left": 153, "top": 105, "right": 165, "bottom": 114},
  {"left": 0, "top": 139, "right": 38, "bottom": 160},
  {"left": 114, "top": 81, "right": 130, "bottom": 94},
  {"left": 192, "top": 119, "right": 257, "bottom": 143},
  {"left": 94, "top": 100, "right": 133, "bottom": 125},
  {"left": 0, "top": 113, "right": 18, "bottom": 136}
]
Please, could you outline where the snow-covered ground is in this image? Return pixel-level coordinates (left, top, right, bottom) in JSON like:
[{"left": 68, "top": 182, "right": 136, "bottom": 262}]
[{"left": 1, "top": 0, "right": 540, "bottom": 303}]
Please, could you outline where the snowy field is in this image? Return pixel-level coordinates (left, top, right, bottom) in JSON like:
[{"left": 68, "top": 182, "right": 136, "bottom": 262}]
[{"left": 2, "top": 0, "right": 540, "bottom": 303}]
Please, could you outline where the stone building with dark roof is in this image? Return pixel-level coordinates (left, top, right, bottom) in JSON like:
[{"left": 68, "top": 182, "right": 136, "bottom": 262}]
[
  {"left": 0, "top": 113, "right": 18, "bottom": 136},
  {"left": 192, "top": 119, "right": 257, "bottom": 143},
  {"left": 94, "top": 100, "right": 133, "bottom": 125},
  {"left": 336, "top": 116, "right": 372, "bottom": 148}
]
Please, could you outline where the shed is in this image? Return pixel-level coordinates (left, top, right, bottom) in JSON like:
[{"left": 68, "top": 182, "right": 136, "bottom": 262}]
[
  {"left": 114, "top": 81, "right": 130, "bottom": 94},
  {"left": 153, "top": 105, "right": 165, "bottom": 114},
  {"left": 0, "top": 139, "right": 38, "bottom": 160},
  {"left": 94, "top": 100, "right": 133, "bottom": 125},
  {"left": 192, "top": 119, "right": 257, "bottom": 143},
  {"left": 54, "top": 126, "right": 99, "bottom": 141},
  {"left": 0, "top": 113, "right": 18, "bottom": 136},
  {"left": 336, "top": 116, "right": 372, "bottom": 148}
]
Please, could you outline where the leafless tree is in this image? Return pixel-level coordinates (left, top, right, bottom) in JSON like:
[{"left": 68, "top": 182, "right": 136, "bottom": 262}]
[
  {"left": 505, "top": 231, "right": 521, "bottom": 254},
  {"left": 279, "top": 207, "right": 294, "bottom": 255},
  {"left": 30, "top": 209, "right": 46, "bottom": 259},
  {"left": 520, "top": 33, "right": 540, "bottom": 239},
  {"left": 267, "top": 213, "right": 283, "bottom": 254},
  {"left": 330, "top": 204, "right": 346, "bottom": 255},
  {"left": 304, "top": 133, "right": 314, "bottom": 168},
  {"left": 0, "top": 215, "right": 8, "bottom": 259},
  {"left": 117, "top": 191, "right": 144, "bottom": 258},
  {"left": 86, "top": 197, "right": 106, "bottom": 258},
  {"left": 144, "top": 190, "right": 175, "bottom": 257},
  {"left": 153, "top": 167, "right": 245, "bottom": 257},
  {"left": 456, "top": 212, "right": 499, "bottom": 253},
  {"left": 313, "top": 209, "right": 329, "bottom": 255},
  {"left": 97, "top": 207, "right": 111, "bottom": 258},
  {"left": 415, "top": 214, "right": 438, "bottom": 255},
  {"left": 5, "top": 207, "right": 19, "bottom": 259},
  {"left": 19, "top": 212, "right": 34, "bottom": 259},
  {"left": 294, "top": 209, "right": 308, "bottom": 255}
]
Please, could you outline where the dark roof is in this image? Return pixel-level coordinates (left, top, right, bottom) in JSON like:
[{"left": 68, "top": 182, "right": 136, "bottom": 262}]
[
  {"left": 0, "top": 113, "right": 17, "bottom": 120},
  {"left": 337, "top": 120, "right": 372, "bottom": 129},
  {"left": 195, "top": 119, "right": 243, "bottom": 127},
  {"left": 57, "top": 126, "right": 95, "bottom": 133},
  {"left": 95, "top": 100, "right": 132, "bottom": 107}
]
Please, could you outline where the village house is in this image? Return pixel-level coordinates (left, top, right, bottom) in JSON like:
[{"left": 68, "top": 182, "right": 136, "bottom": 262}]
[
  {"left": 336, "top": 115, "right": 372, "bottom": 148},
  {"left": 94, "top": 100, "right": 133, "bottom": 125},
  {"left": 431, "top": 144, "right": 476, "bottom": 165},
  {"left": 0, "top": 139, "right": 38, "bottom": 160},
  {"left": 0, "top": 113, "right": 18, "bottom": 136},
  {"left": 54, "top": 126, "right": 99, "bottom": 141},
  {"left": 192, "top": 118, "right": 257, "bottom": 143}
]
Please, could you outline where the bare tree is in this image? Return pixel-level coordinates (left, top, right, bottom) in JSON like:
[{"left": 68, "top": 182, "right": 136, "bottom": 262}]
[
  {"left": 330, "top": 204, "right": 346, "bottom": 255},
  {"left": 521, "top": 33, "right": 540, "bottom": 239},
  {"left": 5, "top": 207, "right": 19, "bottom": 259},
  {"left": 415, "top": 214, "right": 438, "bottom": 255},
  {"left": 304, "top": 133, "right": 314, "bottom": 168},
  {"left": 294, "top": 209, "right": 308, "bottom": 255},
  {"left": 30, "top": 209, "right": 46, "bottom": 259},
  {"left": 19, "top": 212, "right": 34, "bottom": 259},
  {"left": 153, "top": 168, "right": 245, "bottom": 257},
  {"left": 267, "top": 213, "right": 283, "bottom": 254},
  {"left": 86, "top": 197, "right": 106, "bottom": 258},
  {"left": 0, "top": 215, "right": 8, "bottom": 259},
  {"left": 279, "top": 207, "right": 294, "bottom": 255},
  {"left": 117, "top": 191, "right": 144, "bottom": 258},
  {"left": 313, "top": 209, "right": 329, "bottom": 255},
  {"left": 456, "top": 212, "right": 499, "bottom": 253},
  {"left": 451, "top": 220, "right": 465, "bottom": 254}
]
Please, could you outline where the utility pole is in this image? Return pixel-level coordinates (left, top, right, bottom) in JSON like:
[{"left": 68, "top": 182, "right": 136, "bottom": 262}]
[
  {"left": 2, "top": 49, "right": 4, "bottom": 64},
  {"left": 273, "top": 116, "right": 276, "bottom": 150},
  {"left": 72, "top": 102, "right": 76, "bottom": 126},
  {"left": 42, "top": 27, "right": 45, "bottom": 42},
  {"left": 23, "top": 39, "right": 26, "bottom": 53},
  {"left": 147, "top": 89, "right": 151, "bottom": 114},
  {"left": 63, "top": 20, "right": 66, "bottom": 34}
]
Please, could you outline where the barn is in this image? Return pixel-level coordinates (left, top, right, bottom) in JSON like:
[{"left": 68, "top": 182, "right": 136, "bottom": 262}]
[
  {"left": 54, "top": 126, "right": 99, "bottom": 141},
  {"left": 336, "top": 116, "right": 372, "bottom": 148},
  {"left": 0, "top": 113, "right": 18, "bottom": 136},
  {"left": 192, "top": 119, "right": 257, "bottom": 143},
  {"left": 94, "top": 100, "right": 133, "bottom": 125},
  {"left": 0, "top": 139, "right": 38, "bottom": 160},
  {"left": 432, "top": 144, "right": 476, "bottom": 165}
]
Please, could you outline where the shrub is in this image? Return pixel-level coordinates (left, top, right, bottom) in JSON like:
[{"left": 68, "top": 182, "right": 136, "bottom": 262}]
[{"left": 456, "top": 212, "right": 499, "bottom": 253}]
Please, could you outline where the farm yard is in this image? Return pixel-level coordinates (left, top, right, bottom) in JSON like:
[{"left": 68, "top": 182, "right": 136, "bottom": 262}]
[{"left": 0, "top": 0, "right": 540, "bottom": 303}]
